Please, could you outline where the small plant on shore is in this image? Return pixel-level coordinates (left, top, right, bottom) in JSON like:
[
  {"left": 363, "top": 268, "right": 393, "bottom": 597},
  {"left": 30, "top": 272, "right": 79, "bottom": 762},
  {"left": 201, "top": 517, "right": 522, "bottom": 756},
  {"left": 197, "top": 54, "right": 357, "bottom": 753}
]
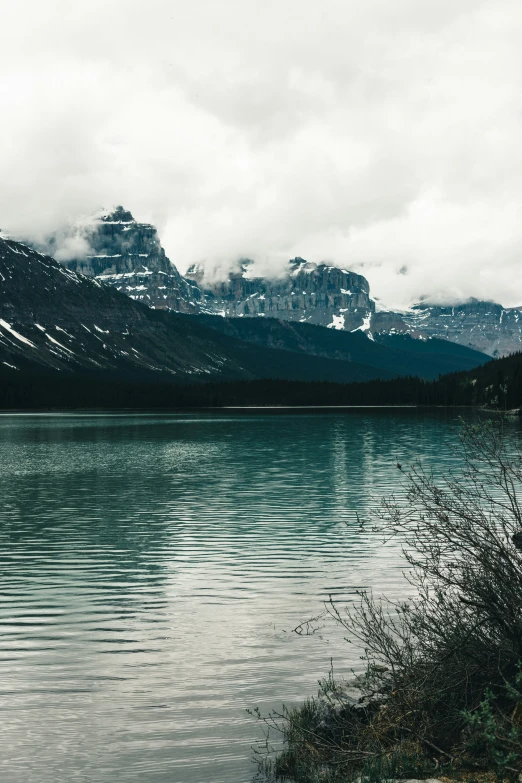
[
  {"left": 463, "top": 663, "right": 522, "bottom": 778},
  {"left": 253, "top": 418, "right": 522, "bottom": 782}
]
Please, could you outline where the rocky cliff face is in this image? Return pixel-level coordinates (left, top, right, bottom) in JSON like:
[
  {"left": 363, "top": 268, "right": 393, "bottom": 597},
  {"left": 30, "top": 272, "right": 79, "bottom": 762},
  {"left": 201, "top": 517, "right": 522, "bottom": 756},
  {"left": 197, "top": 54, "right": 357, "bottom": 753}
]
[
  {"left": 186, "top": 259, "right": 374, "bottom": 332},
  {"left": 193, "top": 260, "right": 522, "bottom": 356},
  {"left": 38, "top": 208, "right": 521, "bottom": 357},
  {"left": 54, "top": 207, "right": 201, "bottom": 313},
  {"left": 38, "top": 209, "right": 374, "bottom": 332},
  {"left": 371, "top": 300, "right": 522, "bottom": 357}
]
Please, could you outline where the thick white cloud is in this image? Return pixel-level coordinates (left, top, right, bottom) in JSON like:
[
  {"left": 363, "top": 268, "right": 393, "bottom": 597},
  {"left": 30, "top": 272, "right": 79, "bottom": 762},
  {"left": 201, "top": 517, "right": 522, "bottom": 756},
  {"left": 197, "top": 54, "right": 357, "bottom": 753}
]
[{"left": 1, "top": 0, "right": 521, "bottom": 306}]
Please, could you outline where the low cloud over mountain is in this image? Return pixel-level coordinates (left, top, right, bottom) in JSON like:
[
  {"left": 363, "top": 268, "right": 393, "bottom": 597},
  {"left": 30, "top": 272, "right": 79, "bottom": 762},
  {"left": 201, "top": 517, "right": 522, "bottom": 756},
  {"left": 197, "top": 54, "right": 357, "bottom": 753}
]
[{"left": 1, "top": 1, "right": 522, "bottom": 308}]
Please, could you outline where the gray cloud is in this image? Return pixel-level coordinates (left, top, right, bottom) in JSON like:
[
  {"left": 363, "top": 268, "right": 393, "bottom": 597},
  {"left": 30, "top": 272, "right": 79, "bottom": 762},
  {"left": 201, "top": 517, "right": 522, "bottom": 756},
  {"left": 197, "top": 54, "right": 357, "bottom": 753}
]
[{"left": 1, "top": 0, "right": 521, "bottom": 307}]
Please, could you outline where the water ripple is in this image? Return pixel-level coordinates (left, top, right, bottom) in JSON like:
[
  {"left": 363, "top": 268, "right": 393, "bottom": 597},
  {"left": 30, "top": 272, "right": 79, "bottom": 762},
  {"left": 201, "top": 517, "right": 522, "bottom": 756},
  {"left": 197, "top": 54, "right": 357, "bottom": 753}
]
[{"left": 0, "top": 410, "right": 471, "bottom": 783}]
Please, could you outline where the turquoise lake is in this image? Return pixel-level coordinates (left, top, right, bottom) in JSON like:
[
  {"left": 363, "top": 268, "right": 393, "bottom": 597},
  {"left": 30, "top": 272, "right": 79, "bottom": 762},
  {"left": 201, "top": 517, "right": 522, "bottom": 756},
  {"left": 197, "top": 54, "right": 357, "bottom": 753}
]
[{"left": 0, "top": 410, "right": 477, "bottom": 782}]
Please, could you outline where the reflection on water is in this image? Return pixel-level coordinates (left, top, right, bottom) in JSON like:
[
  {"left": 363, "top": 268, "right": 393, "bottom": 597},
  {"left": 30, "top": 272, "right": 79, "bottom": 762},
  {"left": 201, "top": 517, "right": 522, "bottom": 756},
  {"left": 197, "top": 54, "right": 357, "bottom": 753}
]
[{"left": 0, "top": 410, "right": 471, "bottom": 782}]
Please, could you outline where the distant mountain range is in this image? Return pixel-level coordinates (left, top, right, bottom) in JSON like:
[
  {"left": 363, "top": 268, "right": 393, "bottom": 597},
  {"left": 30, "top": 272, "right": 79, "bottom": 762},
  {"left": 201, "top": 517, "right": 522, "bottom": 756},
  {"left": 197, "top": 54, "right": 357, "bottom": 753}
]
[
  {"left": 45, "top": 206, "right": 522, "bottom": 358},
  {"left": 0, "top": 233, "right": 486, "bottom": 390},
  {"left": 372, "top": 302, "right": 522, "bottom": 358}
]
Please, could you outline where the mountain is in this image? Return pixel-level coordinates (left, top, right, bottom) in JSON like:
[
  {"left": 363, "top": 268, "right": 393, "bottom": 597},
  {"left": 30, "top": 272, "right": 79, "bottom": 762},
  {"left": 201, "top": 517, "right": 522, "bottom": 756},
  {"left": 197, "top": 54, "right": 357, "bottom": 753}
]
[
  {"left": 0, "top": 235, "right": 490, "bottom": 404},
  {"left": 190, "top": 259, "right": 522, "bottom": 357},
  {"left": 57, "top": 211, "right": 376, "bottom": 333},
  {"left": 37, "top": 207, "right": 522, "bottom": 358},
  {"left": 185, "top": 258, "right": 374, "bottom": 331},
  {"left": 371, "top": 300, "right": 522, "bottom": 357},
  {"left": 52, "top": 206, "right": 202, "bottom": 313},
  {"left": 0, "top": 234, "right": 250, "bottom": 378},
  {"left": 0, "top": 234, "right": 420, "bottom": 385}
]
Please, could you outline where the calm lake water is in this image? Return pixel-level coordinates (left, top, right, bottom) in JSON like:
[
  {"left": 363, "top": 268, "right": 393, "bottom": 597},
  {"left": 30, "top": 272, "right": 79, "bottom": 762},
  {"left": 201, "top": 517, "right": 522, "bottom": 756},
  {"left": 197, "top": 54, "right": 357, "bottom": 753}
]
[{"left": 0, "top": 410, "right": 475, "bottom": 783}]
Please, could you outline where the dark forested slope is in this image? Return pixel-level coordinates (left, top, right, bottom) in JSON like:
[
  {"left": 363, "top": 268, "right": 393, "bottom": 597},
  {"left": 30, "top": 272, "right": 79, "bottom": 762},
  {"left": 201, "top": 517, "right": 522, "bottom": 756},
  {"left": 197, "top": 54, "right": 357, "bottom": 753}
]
[{"left": 191, "top": 313, "right": 487, "bottom": 380}]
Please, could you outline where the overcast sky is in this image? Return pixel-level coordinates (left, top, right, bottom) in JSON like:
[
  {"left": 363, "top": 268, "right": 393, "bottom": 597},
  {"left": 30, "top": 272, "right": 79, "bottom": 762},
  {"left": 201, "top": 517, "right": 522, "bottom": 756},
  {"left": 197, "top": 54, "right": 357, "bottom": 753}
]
[{"left": 1, "top": 0, "right": 521, "bottom": 308}]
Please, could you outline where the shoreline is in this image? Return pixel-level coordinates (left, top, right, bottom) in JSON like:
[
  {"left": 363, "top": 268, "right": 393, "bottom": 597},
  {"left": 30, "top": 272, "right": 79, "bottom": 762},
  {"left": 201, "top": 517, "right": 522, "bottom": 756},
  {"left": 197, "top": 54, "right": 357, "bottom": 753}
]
[{"left": 0, "top": 404, "right": 491, "bottom": 414}]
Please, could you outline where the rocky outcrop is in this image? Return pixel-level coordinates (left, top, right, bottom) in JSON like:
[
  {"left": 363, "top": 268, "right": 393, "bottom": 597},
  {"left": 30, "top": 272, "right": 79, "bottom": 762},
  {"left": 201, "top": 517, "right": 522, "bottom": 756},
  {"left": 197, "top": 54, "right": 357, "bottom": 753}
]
[
  {"left": 54, "top": 206, "right": 201, "bottom": 313},
  {"left": 192, "top": 261, "right": 522, "bottom": 357},
  {"left": 186, "top": 258, "right": 374, "bottom": 332},
  {"left": 372, "top": 300, "right": 522, "bottom": 357}
]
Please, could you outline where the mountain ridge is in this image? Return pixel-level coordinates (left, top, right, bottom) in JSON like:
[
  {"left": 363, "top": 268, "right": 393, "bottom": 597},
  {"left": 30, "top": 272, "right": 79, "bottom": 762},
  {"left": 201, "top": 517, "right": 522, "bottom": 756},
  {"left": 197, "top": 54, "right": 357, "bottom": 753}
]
[
  {"left": 0, "top": 234, "right": 488, "bottom": 388},
  {"left": 34, "top": 206, "right": 522, "bottom": 357}
]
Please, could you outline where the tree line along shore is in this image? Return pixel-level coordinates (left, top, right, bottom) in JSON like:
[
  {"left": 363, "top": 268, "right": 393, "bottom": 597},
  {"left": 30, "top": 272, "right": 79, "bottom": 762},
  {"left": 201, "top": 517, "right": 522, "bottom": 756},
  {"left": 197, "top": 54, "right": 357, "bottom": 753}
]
[{"left": 0, "top": 350, "right": 521, "bottom": 411}]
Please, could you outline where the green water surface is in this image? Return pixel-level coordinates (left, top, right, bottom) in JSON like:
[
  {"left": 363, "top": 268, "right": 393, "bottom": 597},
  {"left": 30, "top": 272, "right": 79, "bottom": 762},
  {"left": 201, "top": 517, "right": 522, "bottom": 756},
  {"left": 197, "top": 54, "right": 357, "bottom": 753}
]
[{"left": 0, "top": 410, "right": 475, "bottom": 783}]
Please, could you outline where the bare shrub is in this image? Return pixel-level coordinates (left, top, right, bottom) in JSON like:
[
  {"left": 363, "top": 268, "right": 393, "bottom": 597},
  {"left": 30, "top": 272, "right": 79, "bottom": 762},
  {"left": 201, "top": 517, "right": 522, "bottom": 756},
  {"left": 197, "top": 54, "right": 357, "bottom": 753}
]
[{"left": 255, "top": 418, "right": 522, "bottom": 781}]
